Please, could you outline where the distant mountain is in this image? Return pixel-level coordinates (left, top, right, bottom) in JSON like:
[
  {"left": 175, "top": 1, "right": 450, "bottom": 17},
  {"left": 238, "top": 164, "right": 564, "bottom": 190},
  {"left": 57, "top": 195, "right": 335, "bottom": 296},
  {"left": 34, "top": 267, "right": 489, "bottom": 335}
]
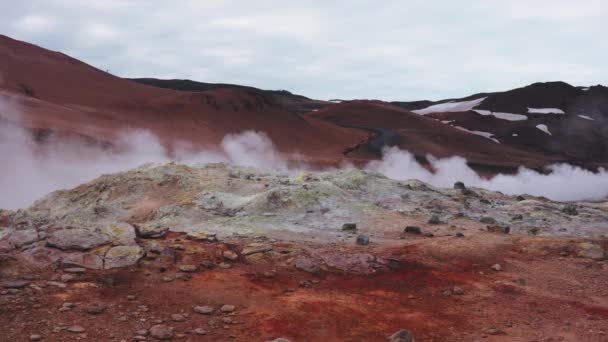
[{"left": 1, "top": 33, "right": 606, "bottom": 172}]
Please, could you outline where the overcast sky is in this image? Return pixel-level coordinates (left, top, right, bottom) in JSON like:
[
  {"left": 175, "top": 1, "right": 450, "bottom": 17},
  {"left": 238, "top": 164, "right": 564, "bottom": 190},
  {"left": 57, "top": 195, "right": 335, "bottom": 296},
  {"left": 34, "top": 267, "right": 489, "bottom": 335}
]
[{"left": 1, "top": 0, "right": 606, "bottom": 101}]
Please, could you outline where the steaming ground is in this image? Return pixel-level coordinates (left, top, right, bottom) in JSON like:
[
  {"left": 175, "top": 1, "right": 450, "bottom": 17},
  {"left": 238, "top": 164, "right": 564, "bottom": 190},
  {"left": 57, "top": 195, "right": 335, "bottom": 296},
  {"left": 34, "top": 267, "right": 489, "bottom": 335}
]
[{"left": 1, "top": 108, "right": 608, "bottom": 209}]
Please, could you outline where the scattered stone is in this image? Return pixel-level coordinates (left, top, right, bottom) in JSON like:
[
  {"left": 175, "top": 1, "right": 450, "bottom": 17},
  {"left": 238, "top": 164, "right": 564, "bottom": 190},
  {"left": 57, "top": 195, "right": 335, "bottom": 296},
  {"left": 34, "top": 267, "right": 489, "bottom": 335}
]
[
  {"left": 341, "top": 223, "right": 357, "bottom": 232},
  {"left": 149, "top": 324, "right": 174, "bottom": 340},
  {"left": 294, "top": 257, "right": 320, "bottom": 274},
  {"left": 135, "top": 224, "right": 169, "bottom": 239},
  {"left": 222, "top": 317, "right": 233, "bottom": 324},
  {"left": 484, "top": 328, "right": 503, "bottom": 335},
  {"left": 46, "top": 228, "right": 111, "bottom": 251},
  {"left": 104, "top": 245, "right": 144, "bottom": 269},
  {"left": 193, "top": 305, "right": 214, "bottom": 315},
  {"left": 453, "top": 181, "right": 466, "bottom": 190},
  {"left": 299, "top": 280, "right": 313, "bottom": 288},
  {"left": 171, "top": 313, "right": 186, "bottom": 322},
  {"left": 423, "top": 232, "right": 434, "bottom": 238},
  {"left": 1, "top": 280, "right": 30, "bottom": 289},
  {"left": 218, "top": 262, "right": 232, "bottom": 269},
  {"left": 427, "top": 215, "right": 441, "bottom": 224},
  {"left": 136, "top": 329, "right": 149, "bottom": 336},
  {"left": 126, "top": 295, "right": 137, "bottom": 301},
  {"left": 67, "top": 325, "right": 85, "bottom": 333},
  {"left": 511, "top": 214, "right": 523, "bottom": 221},
  {"left": 60, "top": 274, "right": 75, "bottom": 283},
  {"left": 263, "top": 271, "right": 276, "bottom": 278},
  {"left": 455, "top": 233, "right": 465, "bottom": 238},
  {"left": 200, "top": 260, "right": 216, "bottom": 269},
  {"left": 265, "top": 339, "right": 291, "bottom": 342},
  {"left": 486, "top": 224, "right": 510, "bottom": 234},
  {"left": 84, "top": 303, "right": 107, "bottom": 315},
  {"left": 562, "top": 204, "right": 578, "bottom": 216},
  {"left": 133, "top": 335, "right": 147, "bottom": 341},
  {"left": 480, "top": 216, "right": 496, "bottom": 224},
  {"left": 404, "top": 226, "right": 422, "bottom": 235},
  {"left": 452, "top": 286, "right": 465, "bottom": 295},
  {"left": 578, "top": 242, "right": 605, "bottom": 260},
  {"left": 527, "top": 227, "right": 540, "bottom": 235},
  {"left": 241, "top": 243, "right": 273, "bottom": 256},
  {"left": 389, "top": 329, "right": 414, "bottom": 342},
  {"left": 64, "top": 267, "right": 87, "bottom": 274},
  {"left": 194, "top": 328, "right": 207, "bottom": 335},
  {"left": 178, "top": 265, "right": 197, "bottom": 273},
  {"left": 491, "top": 264, "right": 503, "bottom": 271},
  {"left": 222, "top": 250, "right": 239, "bottom": 261},
  {"left": 356, "top": 234, "right": 370, "bottom": 245},
  {"left": 516, "top": 195, "right": 526, "bottom": 201},
  {"left": 29, "top": 335, "right": 42, "bottom": 341},
  {"left": 220, "top": 304, "right": 236, "bottom": 313}
]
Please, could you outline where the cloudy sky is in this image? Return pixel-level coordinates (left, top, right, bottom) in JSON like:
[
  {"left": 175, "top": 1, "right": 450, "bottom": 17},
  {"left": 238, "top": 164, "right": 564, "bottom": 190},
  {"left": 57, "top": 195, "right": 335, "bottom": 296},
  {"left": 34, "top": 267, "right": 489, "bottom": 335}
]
[{"left": 1, "top": 0, "right": 606, "bottom": 101}]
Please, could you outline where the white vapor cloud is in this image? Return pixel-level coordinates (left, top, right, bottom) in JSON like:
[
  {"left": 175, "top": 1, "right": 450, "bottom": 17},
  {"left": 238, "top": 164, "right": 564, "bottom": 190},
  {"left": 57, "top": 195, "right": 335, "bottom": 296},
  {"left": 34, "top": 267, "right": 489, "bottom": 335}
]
[{"left": 367, "top": 147, "right": 608, "bottom": 202}]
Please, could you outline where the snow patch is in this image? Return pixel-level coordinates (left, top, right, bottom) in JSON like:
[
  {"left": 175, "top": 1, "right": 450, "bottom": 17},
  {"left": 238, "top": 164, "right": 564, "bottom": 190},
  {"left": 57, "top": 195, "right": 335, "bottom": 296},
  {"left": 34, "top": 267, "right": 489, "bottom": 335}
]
[
  {"left": 578, "top": 115, "right": 595, "bottom": 121},
  {"left": 536, "top": 124, "right": 552, "bottom": 136},
  {"left": 473, "top": 109, "right": 527, "bottom": 121},
  {"left": 527, "top": 107, "right": 564, "bottom": 114},
  {"left": 454, "top": 126, "right": 500, "bottom": 144},
  {"left": 413, "top": 97, "right": 486, "bottom": 115}
]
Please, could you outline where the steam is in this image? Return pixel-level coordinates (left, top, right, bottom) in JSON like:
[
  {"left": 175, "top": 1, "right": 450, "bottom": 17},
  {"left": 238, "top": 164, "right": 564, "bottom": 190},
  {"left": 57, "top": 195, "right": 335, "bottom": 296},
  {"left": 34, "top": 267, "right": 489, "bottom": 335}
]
[
  {"left": 1, "top": 97, "right": 608, "bottom": 210},
  {"left": 367, "top": 147, "right": 608, "bottom": 202}
]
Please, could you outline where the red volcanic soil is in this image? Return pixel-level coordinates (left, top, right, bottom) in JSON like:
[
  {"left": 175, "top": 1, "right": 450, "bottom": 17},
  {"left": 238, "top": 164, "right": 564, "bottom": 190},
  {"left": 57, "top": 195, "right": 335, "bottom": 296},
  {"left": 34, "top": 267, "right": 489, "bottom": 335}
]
[
  {"left": 307, "top": 100, "right": 561, "bottom": 170},
  {"left": 0, "top": 35, "right": 365, "bottom": 164},
  {"left": 1, "top": 233, "right": 607, "bottom": 341}
]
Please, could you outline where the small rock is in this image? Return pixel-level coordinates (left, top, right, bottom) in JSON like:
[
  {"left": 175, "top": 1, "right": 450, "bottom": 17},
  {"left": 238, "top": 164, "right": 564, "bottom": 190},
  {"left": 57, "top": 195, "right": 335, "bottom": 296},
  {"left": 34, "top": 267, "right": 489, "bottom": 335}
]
[
  {"left": 423, "top": 232, "right": 434, "bottom": 238},
  {"left": 0, "top": 280, "right": 30, "bottom": 289},
  {"left": 193, "top": 328, "right": 207, "bottom": 335},
  {"left": 294, "top": 257, "right": 320, "bottom": 274},
  {"left": 126, "top": 295, "right": 137, "bottom": 301},
  {"left": 67, "top": 325, "right": 85, "bottom": 333},
  {"left": 178, "top": 265, "right": 197, "bottom": 273},
  {"left": 60, "top": 274, "right": 75, "bottom": 283},
  {"left": 453, "top": 181, "right": 466, "bottom": 190},
  {"left": 200, "top": 260, "right": 216, "bottom": 269},
  {"left": 29, "top": 334, "right": 42, "bottom": 341},
  {"left": 484, "top": 328, "right": 503, "bottom": 335},
  {"left": 356, "top": 234, "right": 370, "bottom": 245},
  {"left": 84, "top": 303, "right": 107, "bottom": 315},
  {"left": 133, "top": 336, "right": 147, "bottom": 341},
  {"left": 511, "top": 214, "right": 523, "bottom": 221},
  {"left": 149, "top": 324, "right": 174, "bottom": 340},
  {"left": 222, "top": 250, "right": 239, "bottom": 261},
  {"left": 265, "top": 339, "right": 291, "bottom": 342},
  {"left": 389, "top": 329, "right": 414, "bottom": 342},
  {"left": 516, "top": 195, "right": 526, "bottom": 201},
  {"left": 299, "top": 280, "right": 313, "bottom": 288},
  {"left": 341, "top": 223, "right": 357, "bottom": 232},
  {"left": 63, "top": 267, "right": 86, "bottom": 274},
  {"left": 480, "top": 216, "right": 496, "bottom": 224},
  {"left": 193, "top": 305, "right": 214, "bottom": 315},
  {"left": 487, "top": 225, "right": 510, "bottom": 234},
  {"left": 222, "top": 317, "right": 233, "bottom": 324},
  {"left": 562, "top": 204, "right": 578, "bottom": 216},
  {"left": 218, "top": 262, "right": 232, "bottom": 269},
  {"left": 427, "top": 215, "right": 441, "bottom": 224},
  {"left": 220, "top": 304, "right": 235, "bottom": 313},
  {"left": 404, "top": 226, "right": 422, "bottom": 235},
  {"left": 171, "top": 313, "right": 186, "bottom": 322},
  {"left": 578, "top": 242, "right": 605, "bottom": 260},
  {"left": 491, "top": 264, "right": 503, "bottom": 271},
  {"left": 136, "top": 329, "right": 149, "bottom": 336},
  {"left": 455, "top": 232, "right": 465, "bottom": 238},
  {"left": 452, "top": 286, "right": 465, "bottom": 295}
]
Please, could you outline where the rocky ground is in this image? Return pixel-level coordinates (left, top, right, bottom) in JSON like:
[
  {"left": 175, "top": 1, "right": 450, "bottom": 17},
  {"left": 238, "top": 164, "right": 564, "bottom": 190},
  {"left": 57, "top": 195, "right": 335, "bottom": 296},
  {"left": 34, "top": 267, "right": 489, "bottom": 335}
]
[{"left": 1, "top": 163, "right": 607, "bottom": 341}]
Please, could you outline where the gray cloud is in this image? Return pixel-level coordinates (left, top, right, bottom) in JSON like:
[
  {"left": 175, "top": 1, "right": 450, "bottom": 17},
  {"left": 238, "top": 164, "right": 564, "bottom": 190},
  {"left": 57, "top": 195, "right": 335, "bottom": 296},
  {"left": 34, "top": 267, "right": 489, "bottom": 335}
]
[{"left": 1, "top": 0, "right": 607, "bottom": 101}]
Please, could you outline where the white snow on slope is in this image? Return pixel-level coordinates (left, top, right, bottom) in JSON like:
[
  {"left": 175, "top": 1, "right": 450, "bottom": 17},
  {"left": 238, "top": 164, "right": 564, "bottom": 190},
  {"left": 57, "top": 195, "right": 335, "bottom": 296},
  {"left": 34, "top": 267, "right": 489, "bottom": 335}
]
[
  {"left": 578, "top": 115, "right": 595, "bottom": 121},
  {"left": 473, "top": 109, "right": 527, "bottom": 121},
  {"left": 536, "top": 124, "right": 552, "bottom": 135},
  {"left": 413, "top": 97, "right": 486, "bottom": 115},
  {"left": 454, "top": 126, "right": 500, "bottom": 144},
  {"left": 527, "top": 107, "right": 565, "bottom": 114}
]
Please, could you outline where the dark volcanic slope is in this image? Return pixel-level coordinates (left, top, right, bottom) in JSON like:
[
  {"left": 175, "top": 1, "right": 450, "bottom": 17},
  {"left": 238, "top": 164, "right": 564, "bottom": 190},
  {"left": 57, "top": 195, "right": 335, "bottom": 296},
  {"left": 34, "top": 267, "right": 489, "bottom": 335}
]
[
  {"left": 129, "top": 78, "right": 332, "bottom": 113},
  {"left": 393, "top": 82, "right": 608, "bottom": 166},
  {"left": 307, "top": 100, "right": 560, "bottom": 170}
]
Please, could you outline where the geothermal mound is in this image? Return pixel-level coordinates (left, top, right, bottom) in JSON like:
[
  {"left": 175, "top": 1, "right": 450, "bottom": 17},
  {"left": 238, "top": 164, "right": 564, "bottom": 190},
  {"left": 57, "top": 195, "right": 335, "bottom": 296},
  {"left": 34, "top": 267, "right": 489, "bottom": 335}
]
[{"left": 1, "top": 163, "right": 607, "bottom": 341}]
